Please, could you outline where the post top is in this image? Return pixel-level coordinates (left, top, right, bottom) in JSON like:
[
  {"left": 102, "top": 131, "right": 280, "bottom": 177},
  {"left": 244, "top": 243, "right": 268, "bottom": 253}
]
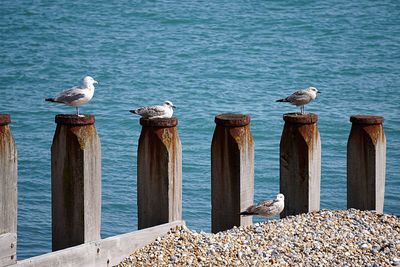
[
  {"left": 215, "top": 114, "right": 250, "bottom": 127},
  {"left": 283, "top": 113, "right": 318, "bottom": 124},
  {"left": 350, "top": 115, "right": 384, "bottom": 125},
  {"left": 55, "top": 114, "right": 95, "bottom": 125},
  {"left": 140, "top": 117, "right": 178, "bottom": 127},
  {"left": 0, "top": 114, "right": 11, "bottom": 126}
]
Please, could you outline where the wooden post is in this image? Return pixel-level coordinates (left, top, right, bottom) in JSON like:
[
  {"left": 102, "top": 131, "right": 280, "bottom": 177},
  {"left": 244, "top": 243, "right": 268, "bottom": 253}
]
[
  {"left": 0, "top": 115, "right": 17, "bottom": 266},
  {"left": 211, "top": 114, "right": 254, "bottom": 233},
  {"left": 279, "top": 113, "right": 321, "bottom": 218},
  {"left": 347, "top": 115, "right": 386, "bottom": 212},
  {"left": 51, "top": 115, "right": 101, "bottom": 251},
  {"left": 137, "top": 117, "right": 182, "bottom": 230}
]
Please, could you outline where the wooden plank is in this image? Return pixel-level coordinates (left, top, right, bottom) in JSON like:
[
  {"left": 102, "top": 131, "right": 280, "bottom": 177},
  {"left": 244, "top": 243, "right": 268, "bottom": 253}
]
[
  {"left": 347, "top": 115, "right": 386, "bottom": 212},
  {"left": 14, "top": 220, "right": 184, "bottom": 267},
  {"left": 0, "top": 121, "right": 18, "bottom": 235},
  {"left": 137, "top": 118, "right": 182, "bottom": 229},
  {"left": 51, "top": 115, "right": 101, "bottom": 251},
  {"left": 211, "top": 114, "right": 254, "bottom": 233},
  {"left": 0, "top": 233, "right": 16, "bottom": 267},
  {"left": 279, "top": 113, "right": 321, "bottom": 218}
]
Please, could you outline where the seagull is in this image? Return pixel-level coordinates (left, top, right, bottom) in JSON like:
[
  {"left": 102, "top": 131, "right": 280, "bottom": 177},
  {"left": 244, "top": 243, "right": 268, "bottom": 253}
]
[
  {"left": 129, "top": 101, "right": 176, "bottom": 119},
  {"left": 45, "top": 76, "right": 98, "bottom": 116},
  {"left": 276, "top": 87, "right": 320, "bottom": 114},
  {"left": 240, "top": 193, "right": 285, "bottom": 217}
]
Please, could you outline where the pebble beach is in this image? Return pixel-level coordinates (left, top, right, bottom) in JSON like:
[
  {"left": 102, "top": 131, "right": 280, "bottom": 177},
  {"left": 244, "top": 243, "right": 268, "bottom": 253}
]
[{"left": 117, "top": 209, "right": 400, "bottom": 266}]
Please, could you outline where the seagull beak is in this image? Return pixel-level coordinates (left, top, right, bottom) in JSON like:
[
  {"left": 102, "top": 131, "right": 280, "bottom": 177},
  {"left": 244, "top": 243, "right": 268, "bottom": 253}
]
[
  {"left": 94, "top": 80, "right": 98, "bottom": 84},
  {"left": 172, "top": 105, "right": 177, "bottom": 109},
  {"left": 317, "top": 90, "right": 321, "bottom": 93}
]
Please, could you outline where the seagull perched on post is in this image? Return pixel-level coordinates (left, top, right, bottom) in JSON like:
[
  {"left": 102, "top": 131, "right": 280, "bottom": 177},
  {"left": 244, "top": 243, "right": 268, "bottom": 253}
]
[
  {"left": 276, "top": 87, "right": 320, "bottom": 114},
  {"left": 45, "top": 76, "right": 98, "bottom": 117},
  {"left": 240, "top": 193, "right": 285, "bottom": 217},
  {"left": 129, "top": 101, "right": 176, "bottom": 119}
]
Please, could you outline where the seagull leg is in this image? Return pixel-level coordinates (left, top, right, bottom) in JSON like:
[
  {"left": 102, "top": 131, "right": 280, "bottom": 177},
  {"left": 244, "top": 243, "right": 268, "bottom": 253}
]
[
  {"left": 301, "top": 106, "right": 304, "bottom": 114},
  {"left": 77, "top": 107, "right": 85, "bottom": 117}
]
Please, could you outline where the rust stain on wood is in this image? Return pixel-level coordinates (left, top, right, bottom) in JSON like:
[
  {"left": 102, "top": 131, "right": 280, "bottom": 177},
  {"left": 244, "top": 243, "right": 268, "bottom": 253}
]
[
  {"left": 211, "top": 114, "right": 254, "bottom": 233},
  {"left": 51, "top": 115, "right": 101, "bottom": 251},
  {"left": 347, "top": 115, "right": 385, "bottom": 212},
  {"left": 280, "top": 112, "right": 321, "bottom": 218},
  {"left": 0, "top": 114, "right": 11, "bottom": 126},
  {"left": 0, "top": 119, "right": 18, "bottom": 236},
  {"left": 70, "top": 125, "right": 97, "bottom": 150},
  {"left": 363, "top": 124, "right": 384, "bottom": 145},
  {"left": 137, "top": 120, "right": 182, "bottom": 229}
]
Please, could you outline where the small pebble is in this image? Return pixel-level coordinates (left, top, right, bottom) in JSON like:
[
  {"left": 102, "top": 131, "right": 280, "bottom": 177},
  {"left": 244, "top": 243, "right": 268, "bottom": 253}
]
[
  {"left": 116, "top": 209, "right": 400, "bottom": 266},
  {"left": 392, "top": 257, "right": 400, "bottom": 266}
]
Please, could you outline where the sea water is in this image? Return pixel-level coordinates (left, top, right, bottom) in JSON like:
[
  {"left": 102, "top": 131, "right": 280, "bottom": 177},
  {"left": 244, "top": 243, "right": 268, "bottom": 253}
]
[{"left": 0, "top": 0, "right": 399, "bottom": 259}]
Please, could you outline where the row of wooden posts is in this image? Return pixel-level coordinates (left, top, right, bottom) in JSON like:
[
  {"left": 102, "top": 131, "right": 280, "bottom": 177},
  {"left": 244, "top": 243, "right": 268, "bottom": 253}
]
[{"left": 0, "top": 112, "right": 386, "bottom": 265}]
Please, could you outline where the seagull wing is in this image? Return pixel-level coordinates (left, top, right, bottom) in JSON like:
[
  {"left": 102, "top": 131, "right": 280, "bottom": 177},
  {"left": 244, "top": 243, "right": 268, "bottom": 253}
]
[
  {"left": 135, "top": 105, "right": 165, "bottom": 118},
  {"left": 251, "top": 199, "right": 276, "bottom": 214},
  {"left": 54, "top": 86, "right": 86, "bottom": 103},
  {"left": 286, "top": 90, "right": 313, "bottom": 106}
]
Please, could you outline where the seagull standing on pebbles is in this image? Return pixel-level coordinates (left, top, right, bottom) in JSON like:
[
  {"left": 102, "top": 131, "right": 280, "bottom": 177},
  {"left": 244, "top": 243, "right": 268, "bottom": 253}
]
[
  {"left": 45, "top": 76, "right": 98, "bottom": 117},
  {"left": 240, "top": 193, "right": 285, "bottom": 218},
  {"left": 276, "top": 87, "right": 320, "bottom": 114},
  {"left": 129, "top": 101, "right": 176, "bottom": 119}
]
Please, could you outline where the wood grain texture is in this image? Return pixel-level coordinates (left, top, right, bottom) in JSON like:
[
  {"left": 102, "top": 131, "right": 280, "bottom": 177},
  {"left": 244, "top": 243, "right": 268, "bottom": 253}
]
[
  {"left": 279, "top": 114, "right": 321, "bottom": 218},
  {"left": 211, "top": 119, "right": 254, "bottom": 233},
  {"left": 0, "top": 233, "right": 16, "bottom": 267},
  {"left": 0, "top": 121, "right": 17, "bottom": 267},
  {"left": 13, "top": 221, "right": 184, "bottom": 267},
  {"left": 0, "top": 124, "right": 17, "bottom": 235},
  {"left": 137, "top": 123, "right": 182, "bottom": 230},
  {"left": 347, "top": 122, "right": 386, "bottom": 212},
  {"left": 51, "top": 121, "right": 101, "bottom": 251}
]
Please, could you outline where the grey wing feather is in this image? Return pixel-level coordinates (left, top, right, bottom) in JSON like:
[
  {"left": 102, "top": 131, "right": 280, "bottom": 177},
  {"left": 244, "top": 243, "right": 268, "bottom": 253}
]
[
  {"left": 136, "top": 105, "right": 165, "bottom": 117},
  {"left": 287, "top": 90, "right": 312, "bottom": 105},
  {"left": 292, "top": 90, "right": 308, "bottom": 96},
  {"left": 251, "top": 199, "right": 275, "bottom": 214},
  {"left": 54, "top": 86, "right": 85, "bottom": 103}
]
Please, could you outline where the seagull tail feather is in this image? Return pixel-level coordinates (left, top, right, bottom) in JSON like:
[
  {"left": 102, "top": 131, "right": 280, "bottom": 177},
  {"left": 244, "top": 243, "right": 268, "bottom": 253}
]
[
  {"left": 239, "top": 211, "right": 255, "bottom": 216},
  {"left": 45, "top": 98, "right": 56, "bottom": 102},
  {"left": 129, "top": 109, "right": 138, "bottom": 114},
  {"left": 276, "top": 98, "right": 288, "bottom": 102}
]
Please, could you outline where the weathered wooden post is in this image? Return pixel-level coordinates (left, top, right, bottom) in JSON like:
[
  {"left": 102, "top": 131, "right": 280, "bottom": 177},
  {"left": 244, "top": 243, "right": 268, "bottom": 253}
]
[
  {"left": 347, "top": 115, "right": 386, "bottom": 212},
  {"left": 137, "top": 117, "right": 182, "bottom": 230},
  {"left": 51, "top": 115, "right": 101, "bottom": 251},
  {"left": 280, "top": 113, "right": 321, "bottom": 218},
  {"left": 211, "top": 114, "right": 254, "bottom": 233},
  {"left": 0, "top": 115, "right": 17, "bottom": 266}
]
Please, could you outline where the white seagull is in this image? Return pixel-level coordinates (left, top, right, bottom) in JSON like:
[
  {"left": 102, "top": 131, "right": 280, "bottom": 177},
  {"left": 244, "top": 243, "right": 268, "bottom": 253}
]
[
  {"left": 276, "top": 87, "right": 320, "bottom": 114},
  {"left": 129, "top": 101, "right": 176, "bottom": 119},
  {"left": 240, "top": 193, "right": 285, "bottom": 217},
  {"left": 46, "top": 76, "right": 98, "bottom": 116}
]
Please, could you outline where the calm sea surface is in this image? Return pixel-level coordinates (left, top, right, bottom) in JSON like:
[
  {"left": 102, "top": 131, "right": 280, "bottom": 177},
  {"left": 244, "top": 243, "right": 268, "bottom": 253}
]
[{"left": 1, "top": 0, "right": 399, "bottom": 259}]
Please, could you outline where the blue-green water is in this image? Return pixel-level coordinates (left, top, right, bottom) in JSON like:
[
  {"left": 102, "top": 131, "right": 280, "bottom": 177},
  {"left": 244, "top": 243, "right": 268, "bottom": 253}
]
[{"left": 1, "top": 0, "right": 399, "bottom": 259}]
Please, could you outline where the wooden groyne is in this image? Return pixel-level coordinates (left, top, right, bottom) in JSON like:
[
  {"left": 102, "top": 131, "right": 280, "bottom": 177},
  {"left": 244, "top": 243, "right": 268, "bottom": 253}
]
[
  {"left": 51, "top": 115, "right": 101, "bottom": 251},
  {"left": 0, "top": 113, "right": 387, "bottom": 267},
  {"left": 0, "top": 115, "right": 17, "bottom": 267},
  {"left": 211, "top": 114, "right": 254, "bottom": 233},
  {"left": 347, "top": 115, "right": 386, "bottom": 212},
  {"left": 279, "top": 113, "right": 321, "bottom": 218},
  {"left": 137, "top": 117, "right": 182, "bottom": 230}
]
